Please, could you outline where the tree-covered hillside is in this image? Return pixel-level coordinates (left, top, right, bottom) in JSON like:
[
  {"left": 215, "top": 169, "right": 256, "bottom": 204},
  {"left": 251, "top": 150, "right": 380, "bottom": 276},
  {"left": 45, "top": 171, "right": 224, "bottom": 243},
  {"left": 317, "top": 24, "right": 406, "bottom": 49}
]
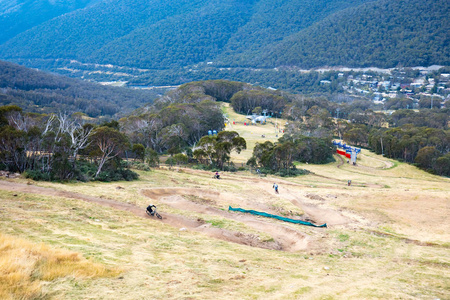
[
  {"left": 0, "top": 60, "right": 161, "bottom": 118},
  {"left": 0, "top": 0, "right": 447, "bottom": 84},
  {"left": 0, "top": 0, "right": 245, "bottom": 67},
  {"left": 250, "top": 0, "right": 450, "bottom": 68},
  {"left": 206, "top": 0, "right": 372, "bottom": 65},
  {"left": 0, "top": 0, "right": 372, "bottom": 68},
  {"left": 0, "top": 0, "right": 99, "bottom": 44}
]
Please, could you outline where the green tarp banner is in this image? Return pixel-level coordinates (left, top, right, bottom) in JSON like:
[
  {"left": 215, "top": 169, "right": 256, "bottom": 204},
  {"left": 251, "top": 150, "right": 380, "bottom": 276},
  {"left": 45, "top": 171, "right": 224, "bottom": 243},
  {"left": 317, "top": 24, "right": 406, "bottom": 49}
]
[{"left": 228, "top": 206, "right": 327, "bottom": 228}]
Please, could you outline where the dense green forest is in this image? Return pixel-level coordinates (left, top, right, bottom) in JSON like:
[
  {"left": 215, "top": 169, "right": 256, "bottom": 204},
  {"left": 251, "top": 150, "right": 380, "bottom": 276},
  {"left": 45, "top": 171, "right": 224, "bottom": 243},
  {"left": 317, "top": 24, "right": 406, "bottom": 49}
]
[
  {"left": 1, "top": 0, "right": 448, "bottom": 180},
  {"left": 0, "top": 0, "right": 447, "bottom": 74},
  {"left": 0, "top": 80, "right": 227, "bottom": 180},
  {"left": 128, "top": 67, "right": 348, "bottom": 94},
  {"left": 0, "top": 0, "right": 99, "bottom": 44},
  {"left": 249, "top": 0, "right": 450, "bottom": 68},
  {"left": 0, "top": 60, "right": 162, "bottom": 118}
]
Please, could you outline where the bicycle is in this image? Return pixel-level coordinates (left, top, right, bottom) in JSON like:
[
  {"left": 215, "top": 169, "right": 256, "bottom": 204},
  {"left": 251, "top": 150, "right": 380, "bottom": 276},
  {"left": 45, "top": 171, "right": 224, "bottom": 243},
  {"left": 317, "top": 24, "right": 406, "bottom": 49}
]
[{"left": 146, "top": 207, "right": 162, "bottom": 219}]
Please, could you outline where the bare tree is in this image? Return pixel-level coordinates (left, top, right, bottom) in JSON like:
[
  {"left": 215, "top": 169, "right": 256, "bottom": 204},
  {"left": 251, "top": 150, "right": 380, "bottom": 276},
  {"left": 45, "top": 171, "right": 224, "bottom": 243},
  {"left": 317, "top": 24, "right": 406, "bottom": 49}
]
[
  {"left": 91, "top": 126, "right": 128, "bottom": 177},
  {"left": 120, "top": 116, "right": 149, "bottom": 145},
  {"left": 146, "top": 116, "right": 163, "bottom": 151},
  {"left": 68, "top": 124, "right": 93, "bottom": 162},
  {"left": 6, "top": 111, "right": 35, "bottom": 132},
  {"left": 54, "top": 112, "right": 73, "bottom": 142}
]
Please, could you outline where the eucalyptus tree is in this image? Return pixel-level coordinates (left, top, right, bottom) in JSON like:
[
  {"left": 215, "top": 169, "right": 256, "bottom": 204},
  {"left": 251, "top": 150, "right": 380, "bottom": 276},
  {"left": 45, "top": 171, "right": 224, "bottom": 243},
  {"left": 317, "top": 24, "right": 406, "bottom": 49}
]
[
  {"left": 194, "top": 131, "right": 246, "bottom": 169},
  {"left": 91, "top": 126, "right": 129, "bottom": 178}
]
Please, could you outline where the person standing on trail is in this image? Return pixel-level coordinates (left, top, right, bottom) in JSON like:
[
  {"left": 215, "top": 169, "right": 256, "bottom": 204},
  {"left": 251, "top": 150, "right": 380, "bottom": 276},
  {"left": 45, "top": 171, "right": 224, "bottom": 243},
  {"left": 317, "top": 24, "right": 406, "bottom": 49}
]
[{"left": 273, "top": 183, "right": 279, "bottom": 194}]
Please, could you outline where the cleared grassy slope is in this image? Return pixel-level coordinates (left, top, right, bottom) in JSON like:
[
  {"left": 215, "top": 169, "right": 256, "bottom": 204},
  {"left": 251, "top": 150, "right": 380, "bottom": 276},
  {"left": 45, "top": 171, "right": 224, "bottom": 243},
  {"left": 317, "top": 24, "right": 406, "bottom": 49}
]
[
  {"left": 1, "top": 103, "right": 449, "bottom": 299},
  {"left": 0, "top": 141, "right": 448, "bottom": 299},
  {"left": 223, "top": 103, "right": 285, "bottom": 163}
]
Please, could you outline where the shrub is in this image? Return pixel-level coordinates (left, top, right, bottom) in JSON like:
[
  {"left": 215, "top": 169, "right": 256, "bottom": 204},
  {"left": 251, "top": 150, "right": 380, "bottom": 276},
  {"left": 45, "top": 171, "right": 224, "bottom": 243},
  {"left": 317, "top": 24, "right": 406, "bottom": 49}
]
[
  {"left": 275, "top": 167, "right": 310, "bottom": 177},
  {"left": 173, "top": 153, "right": 188, "bottom": 165},
  {"left": 23, "top": 170, "right": 51, "bottom": 181},
  {"left": 125, "top": 161, "right": 150, "bottom": 171},
  {"left": 192, "top": 164, "right": 215, "bottom": 171},
  {"left": 95, "top": 169, "right": 139, "bottom": 182}
]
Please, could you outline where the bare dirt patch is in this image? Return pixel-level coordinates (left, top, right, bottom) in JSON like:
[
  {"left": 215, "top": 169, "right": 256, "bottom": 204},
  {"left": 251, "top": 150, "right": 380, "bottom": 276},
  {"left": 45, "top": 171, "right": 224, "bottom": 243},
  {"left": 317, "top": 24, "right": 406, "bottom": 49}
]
[
  {"left": 0, "top": 161, "right": 386, "bottom": 254},
  {"left": 142, "top": 188, "right": 310, "bottom": 252},
  {"left": 305, "top": 193, "right": 325, "bottom": 201},
  {"left": 0, "top": 180, "right": 306, "bottom": 251}
]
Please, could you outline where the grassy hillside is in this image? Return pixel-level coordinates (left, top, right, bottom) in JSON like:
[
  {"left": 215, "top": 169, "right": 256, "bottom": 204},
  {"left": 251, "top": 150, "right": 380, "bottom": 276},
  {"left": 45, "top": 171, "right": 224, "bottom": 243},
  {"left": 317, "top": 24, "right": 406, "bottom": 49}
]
[
  {"left": 0, "top": 232, "right": 119, "bottom": 299},
  {"left": 1, "top": 152, "right": 448, "bottom": 299},
  {"left": 1, "top": 110, "right": 448, "bottom": 298},
  {"left": 222, "top": 103, "right": 285, "bottom": 163}
]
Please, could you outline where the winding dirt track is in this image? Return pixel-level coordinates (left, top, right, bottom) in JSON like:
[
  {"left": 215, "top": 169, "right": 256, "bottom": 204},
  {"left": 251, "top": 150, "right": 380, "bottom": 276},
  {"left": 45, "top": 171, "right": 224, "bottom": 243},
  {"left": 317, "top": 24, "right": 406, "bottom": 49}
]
[
  {"left": 0, "top": 174, "right": 352, "bottom": 252},
  {"left": 0, "top": 180, "right": 147, "bottom": 216},
  {"left": 0, "top": 181, "right": 310, "bottom": 251},
  {"left": 142, "top": 188, "right": 309, "bottom": 252}
]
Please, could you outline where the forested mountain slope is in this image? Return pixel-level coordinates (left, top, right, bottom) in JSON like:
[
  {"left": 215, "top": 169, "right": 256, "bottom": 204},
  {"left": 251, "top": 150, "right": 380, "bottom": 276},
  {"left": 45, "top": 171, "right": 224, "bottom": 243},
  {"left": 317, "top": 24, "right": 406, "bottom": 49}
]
[
  {"left": 0, "top": 60, "right": 160, "bottom": 117},
  {"left": 0, "top": 0, "right": 99, "bottom": 44},
  {"left": 248, "top": 0, "right": 450, "bottom": 68},
  {"left": 217, "top": 0, "right": 372, "bottom": 65},
  {"left": 0, "top": 0, "right": 447, "bottom": 70}
]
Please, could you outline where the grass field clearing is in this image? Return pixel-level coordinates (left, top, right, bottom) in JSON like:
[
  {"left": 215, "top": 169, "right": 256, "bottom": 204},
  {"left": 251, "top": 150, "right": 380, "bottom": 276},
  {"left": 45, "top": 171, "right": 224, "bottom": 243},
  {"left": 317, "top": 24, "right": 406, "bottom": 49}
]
[{"left": 0, "top": 105, "right": 449, "bottom": 299}]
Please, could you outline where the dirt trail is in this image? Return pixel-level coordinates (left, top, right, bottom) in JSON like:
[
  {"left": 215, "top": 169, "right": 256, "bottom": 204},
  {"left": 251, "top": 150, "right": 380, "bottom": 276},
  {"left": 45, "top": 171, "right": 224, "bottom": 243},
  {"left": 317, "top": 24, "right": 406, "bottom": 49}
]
[
  {"left": 274, "top": 186, "right": 350, "bottom": 226},
  {"left": 358, "top": 153, "right": 395, "bottom": 169},
  {"left": 0, "top": 180, "right": 148, "bottom": 216},
  {"left": 143, "top": 189, "right": 309, "bottom": 252},
  {"left": 1, "top": 169, "right": 354, "bottom": 252},
  {"left": 335, "top": 150, "right": 394, "bottom": 171},
  {"left": 0, "top": 180, "right": 297, "bottom": 251},
  {"left": 171, "top": 169, "right": 353, "bottom": 224},
  {"left": 336, "top": 154, "right": 345, "bottom": 168}
]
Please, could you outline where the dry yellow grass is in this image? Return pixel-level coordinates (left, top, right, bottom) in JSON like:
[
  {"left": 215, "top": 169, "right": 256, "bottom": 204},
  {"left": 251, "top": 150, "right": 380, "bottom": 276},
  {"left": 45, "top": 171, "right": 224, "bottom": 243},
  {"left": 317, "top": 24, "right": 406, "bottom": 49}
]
[
  {"left": 0, "top": 233, "right": 120, "bottom": 300},
  {"left": 1, "top": 157, "right": 448, "bottom": 299},
  {"left": 223, "top": 103, "right": 284, "bottom": 163},
  {"left": 0, "top": 108, "right": 449, "bottom": 299}
]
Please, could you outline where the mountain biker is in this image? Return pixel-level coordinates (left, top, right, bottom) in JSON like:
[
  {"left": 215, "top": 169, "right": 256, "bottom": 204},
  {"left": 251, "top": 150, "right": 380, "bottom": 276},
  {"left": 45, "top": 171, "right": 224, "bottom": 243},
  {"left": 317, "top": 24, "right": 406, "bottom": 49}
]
[
  {"left": 273, "top": 183, "right": 279, "bottom": 194},
  {"left": 147, "top": 204, "right": 156, "bottom": 216}
]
